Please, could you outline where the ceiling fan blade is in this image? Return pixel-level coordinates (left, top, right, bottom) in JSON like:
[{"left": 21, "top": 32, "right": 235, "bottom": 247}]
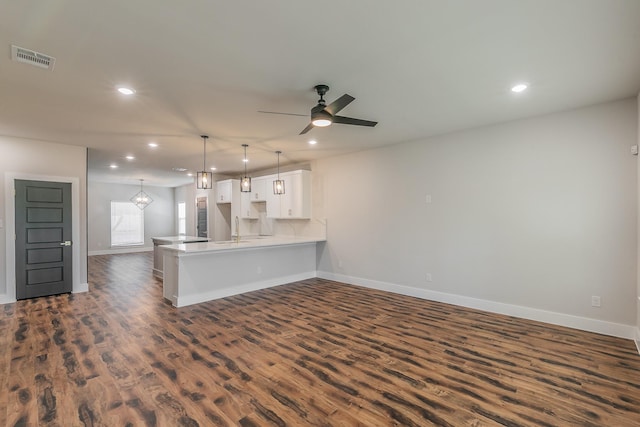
[
  {"left": 324, "top": 94, "right": 355, "bottom": 116},
  {"left": 299, "top": 123, "right": 315, "bottom": 135},
  {"left": 258, "top": 110, "right": 308, "bottom": 117},
  {"left": 333, "top": 115, "right": 378, "bottom": 127}
]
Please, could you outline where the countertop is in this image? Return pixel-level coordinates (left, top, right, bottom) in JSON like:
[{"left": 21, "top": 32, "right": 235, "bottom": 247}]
[
  {"left": 152, "top": 235, "right": 209, "bottom": 244},
  {"left": 160, "top": 235, "right": 326, "bottom": 256}
]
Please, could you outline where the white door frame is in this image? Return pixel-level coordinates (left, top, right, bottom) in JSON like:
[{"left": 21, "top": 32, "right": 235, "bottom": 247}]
[
  {"left": 3, "top": 172, "right": 84, "bottom": 303},
  {"left": 196, "top": 195, "right": 208, "bottom": 238}
]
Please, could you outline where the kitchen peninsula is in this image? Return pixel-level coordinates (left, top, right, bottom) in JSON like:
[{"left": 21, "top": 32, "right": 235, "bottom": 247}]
[
  {"left": 151, "top": 235, "right": 209, "bottom": 279},
  {"left": 161, "top": 234, "right": 326, "bottom": 307}
]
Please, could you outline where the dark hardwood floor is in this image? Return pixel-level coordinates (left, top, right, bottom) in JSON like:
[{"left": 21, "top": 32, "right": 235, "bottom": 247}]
[{"left": 1, "top": 252, "right": 639, "bottom": 426}]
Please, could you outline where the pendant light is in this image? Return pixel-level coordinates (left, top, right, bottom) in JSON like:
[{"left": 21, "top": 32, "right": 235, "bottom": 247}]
[
  {"left": 240, "top": 144, "right": 251, "bottom": 192},
  {"left": 131, "top": 179, "right": 153, "bottom": 210},
  {"left": 196, "top": 135, "right": 213, "bottom": 189},
  {"left": 273, "top": 150, "right": 285, "bottom": 195}
]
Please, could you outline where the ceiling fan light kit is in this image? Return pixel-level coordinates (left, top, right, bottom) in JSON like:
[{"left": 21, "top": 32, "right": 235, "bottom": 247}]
[
  {"left": 311, "top": 108, "right": 332, "bottom": 127},
  {"left": 259, "top": 84, "right": 378, "bottom": 134}
]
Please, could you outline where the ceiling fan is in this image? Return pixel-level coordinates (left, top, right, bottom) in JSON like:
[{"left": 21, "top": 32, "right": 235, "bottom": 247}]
[{"left": 259, "top": 84, "right": 378, "bottom": 135}]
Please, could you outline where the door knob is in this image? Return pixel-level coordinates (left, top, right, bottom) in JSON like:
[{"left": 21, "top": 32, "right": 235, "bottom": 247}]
[{"left": 60, "top": 241, "right": 72, "bottom": 246}]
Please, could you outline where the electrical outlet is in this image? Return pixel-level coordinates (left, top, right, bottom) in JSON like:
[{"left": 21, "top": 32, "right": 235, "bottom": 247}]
[
  {"left": 591, "top": 296, "right": 601, "bottom": 307},
  {"left": 426, "top": 273, "right": 432, "bottom": 282},
  {"left": 257, "top": 266, "right": 262, "bottom": 274},
  {"left": 338, "top": 259, "right": 343, "bottom": 268},
  {"left": 425, "top": 194, "right": 432, "bottom": 204}
]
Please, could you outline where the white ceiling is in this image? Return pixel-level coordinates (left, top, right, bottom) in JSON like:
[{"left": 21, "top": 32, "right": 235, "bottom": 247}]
[{"left": 2, "top": 0, "right": 640, "bottom": 187}]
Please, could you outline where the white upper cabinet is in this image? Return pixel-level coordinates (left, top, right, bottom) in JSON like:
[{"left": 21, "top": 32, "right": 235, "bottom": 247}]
[
  {"left": 216, "top": 179, "right": 233, "bottom": 204},
  {"left": 251, "top": 176, "right": 268, "bottom": 202},
  {"left": 221, "top": 171, "right": 310, "bottom": 219},
  {"left": 267, "top": 170, "right": 311, "bottom": 219}
]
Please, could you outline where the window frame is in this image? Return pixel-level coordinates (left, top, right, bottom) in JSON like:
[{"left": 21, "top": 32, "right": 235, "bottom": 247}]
[
  {"left": 178, "top": 201, "right": 186, "bottom": 235},
  {"left": 110, "top": 200, "right": 145, "bottom": 247}
]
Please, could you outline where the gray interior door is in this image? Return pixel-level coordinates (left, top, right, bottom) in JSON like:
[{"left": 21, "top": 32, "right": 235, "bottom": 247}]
[
  {"left": 196, "top": 197, "right": 207, "bottom": 238},
  {"left": 15, "top": 179, "right": 72, "bottom": 300}
]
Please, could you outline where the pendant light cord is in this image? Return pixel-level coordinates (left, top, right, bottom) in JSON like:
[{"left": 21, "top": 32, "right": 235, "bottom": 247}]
[
  {"left": 243, "top": 144, "right": 248, "bottom": 176},
  {"left": 201, "top": 135, "right": 209, "bottom": 171},
  {"left": 276, "top": 151, "right": 281, "bottom": 179}
]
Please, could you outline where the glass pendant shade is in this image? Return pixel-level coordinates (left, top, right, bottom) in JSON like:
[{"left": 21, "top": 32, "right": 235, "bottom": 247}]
[
  {"left": 241, "top": 176, "right": 251, "bottom": 192},
  {"left": 273, "top": 179, "right": 285, "bottom": 194},
  {"left": 240, "top": 144, "right": 251, "bottom": 192},
  {"left": 131, "top": 179, "right": 153, "bottom": 210},
  {"left": 197, "top": 171, "right": 212, "bottom": 189},
  {"left": 197, "top": 135, "right": 213, "bottom": 189},
  {"left": 273, "top": 150, "right": 285, "bottom": 195}
]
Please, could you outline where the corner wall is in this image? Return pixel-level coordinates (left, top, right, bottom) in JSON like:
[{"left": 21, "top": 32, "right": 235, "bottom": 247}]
[
  {"left": 0, "top": 136, "right": 88, "bottom": 302},
  {"left": 637, "top": 92, "right": 640, "bottom": 350},
  {"left": 315, "top": 98, "right": 638, "bottom": 338}
]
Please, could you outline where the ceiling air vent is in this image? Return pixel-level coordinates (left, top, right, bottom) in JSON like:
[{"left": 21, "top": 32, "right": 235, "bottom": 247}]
[{"left": 11, "top": 45, "right": 56, "bottom": 71}]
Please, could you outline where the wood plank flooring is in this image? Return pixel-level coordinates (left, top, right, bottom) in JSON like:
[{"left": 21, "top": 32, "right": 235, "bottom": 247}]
[{"left": 1, "top": 252, "right": 639, "bottom": 426}]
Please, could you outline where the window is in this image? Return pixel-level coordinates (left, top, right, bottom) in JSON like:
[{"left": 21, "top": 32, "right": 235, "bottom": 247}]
[
  {"left": 111, "top": 201, "right": 144, "bottom": 246},
  {"left": 178, "top": 202, "right": 186, "bottom": 235}
]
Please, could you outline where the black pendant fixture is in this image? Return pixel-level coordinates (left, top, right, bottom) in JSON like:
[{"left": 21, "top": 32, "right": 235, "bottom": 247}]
[
  {"left": 196, "top": 135, "right": 213, "bottom": 189},
  {"left": 240, "top": 144, "right": 251, "bottom": 192},
  {"left": 273, "top": 150, "right": 285, "bottom": 195}
]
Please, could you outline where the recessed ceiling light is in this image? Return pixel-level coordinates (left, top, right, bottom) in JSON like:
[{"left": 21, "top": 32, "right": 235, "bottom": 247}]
[
  {"left": 125, "top": 155, "right": 135, "bottom": 160},
  {"left": 117, "top": 86, "right": 136, "bottom": 95},
  {"left": 243, "top": 158, "right": 249, "bottom": 163},
  {"left": 511, "top": 83, "right": 528, "bottom": 93},
  {"left": 187, "top": 173, "right": 193, "bottom": 177},
  {"left": 210, "top": 167, "right": 217, "bottom": 171},
  {"left": 308, "top": 139, "right": 317, "bottom": 145},
  {"left": 148, "top": 142, "right": 158, "bottom": 148},
  {"left": 110, "top": 164, "right": 118, "bottom": 169}
]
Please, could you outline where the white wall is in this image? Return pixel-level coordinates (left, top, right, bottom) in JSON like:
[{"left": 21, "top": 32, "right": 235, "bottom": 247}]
[
  {"left": 0, "top": 136, "right": 88, "bottom": 301},
  {"left": 637, "top": 92, "right": 640, "bottom": 345},
  {"left": 315, "top": 98, "right": 638, "bottom": 335},
  {"left": 88, "top": 181, "right": 175, "bottom": 254},
  {"left": 175, "top": 183, "right": 197, "bottom": 236}
]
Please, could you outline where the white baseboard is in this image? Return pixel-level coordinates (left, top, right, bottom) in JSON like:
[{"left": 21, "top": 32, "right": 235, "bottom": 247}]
[
  {"left": 73, "top": 282, "right": 89, "bottom": 293},
  {"left": 318, "top": 271, "right": 636, "bottom": 340},
  {"left": 0, "top": 281, "right": 88, "bottom": 304},
  {"left": 88, "top": 247, "right": 153, "bottom": 256},
  {"left": 635, "top": 328, "right": 640, "bottom": 355},
  {"left": 176, "top": 271, "right": 317, "bottom": 308},
  {"left": 0, "top": 294, "right": 16, "bottom": 304}
]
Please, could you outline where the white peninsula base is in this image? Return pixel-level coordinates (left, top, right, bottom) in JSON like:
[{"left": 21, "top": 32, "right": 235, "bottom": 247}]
[{"left": 162, "top": 238, "right": 322, "bottom": 307}]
